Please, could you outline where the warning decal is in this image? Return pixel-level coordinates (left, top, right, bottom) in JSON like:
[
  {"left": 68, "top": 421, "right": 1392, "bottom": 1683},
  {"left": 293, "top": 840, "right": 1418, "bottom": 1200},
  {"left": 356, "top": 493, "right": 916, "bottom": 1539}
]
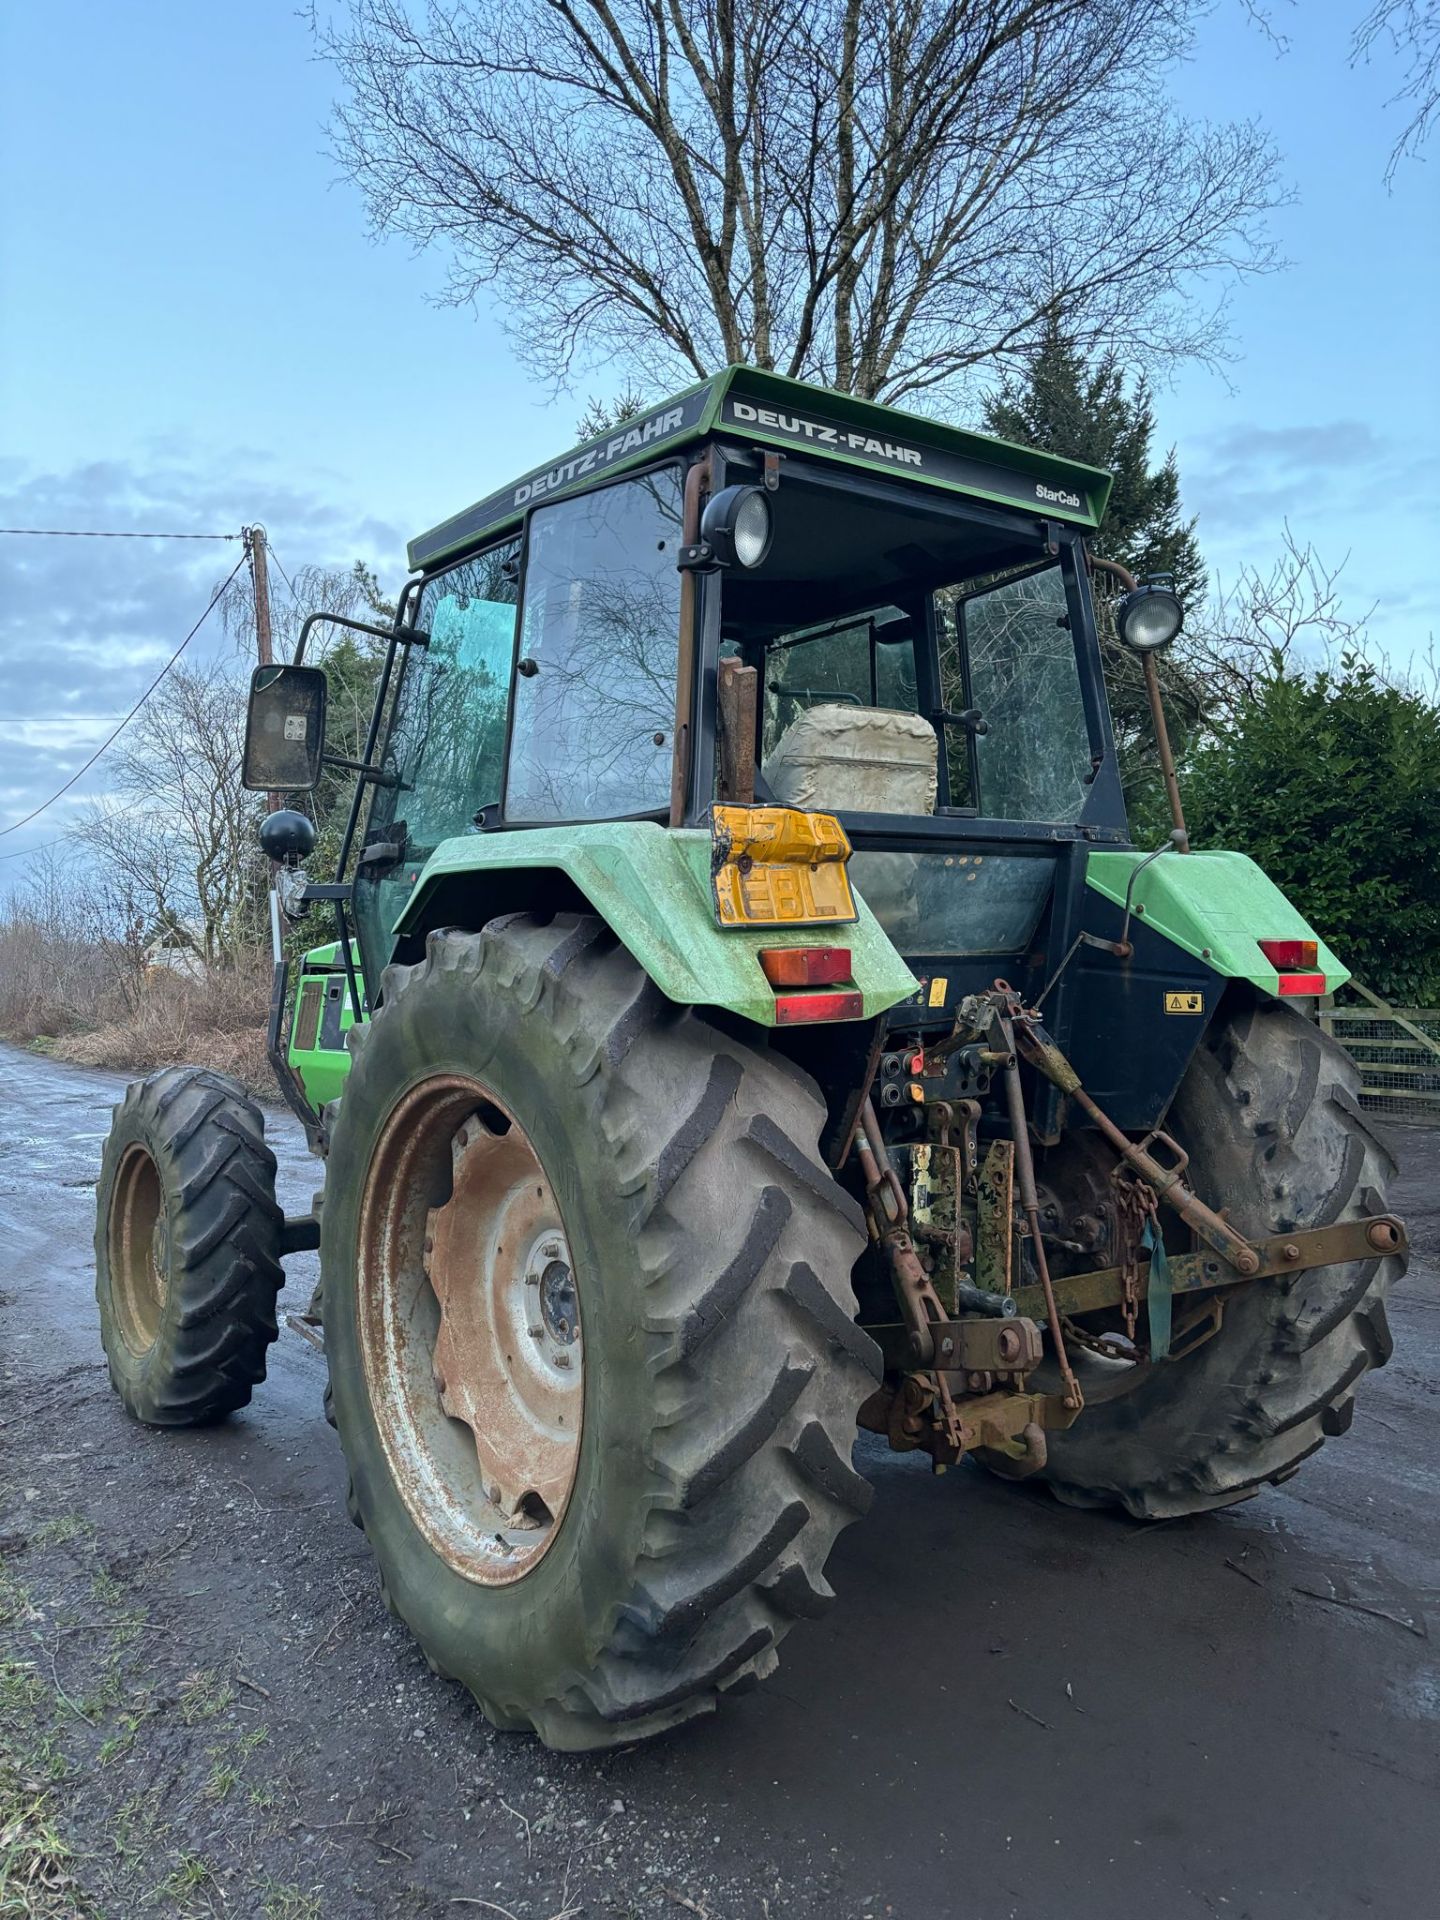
[{"left": 1164, "top": 990, "right": 1205, "bottom": 1015}]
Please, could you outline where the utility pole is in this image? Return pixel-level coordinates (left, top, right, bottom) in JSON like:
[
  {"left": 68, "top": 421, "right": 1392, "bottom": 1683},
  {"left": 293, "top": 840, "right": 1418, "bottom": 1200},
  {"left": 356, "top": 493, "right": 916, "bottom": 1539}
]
[
  {"left": 246, "top": 522, "right": 274, "bottom": 665},
  {"left": 245, "top": 525, "right": 281, "bottom": 816}
]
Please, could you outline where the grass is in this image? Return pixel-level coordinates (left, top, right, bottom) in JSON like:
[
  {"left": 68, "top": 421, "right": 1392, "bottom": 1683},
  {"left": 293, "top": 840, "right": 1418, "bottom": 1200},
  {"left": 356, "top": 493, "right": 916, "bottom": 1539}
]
[
  {"left": 74, "top": 1656, "right": 125, "bottom": 1721},
  {"left": 0, "top": 1573, "right": 36, "bottom": 1633},
  {"left": 157, "top": 1852, "right": 218, "bottom": 1917},
  {"left": 95, "top": 1727, "right": 134, "bottom": 1769},
  {"left": 204, "top": 1722, "right": 271, "bottom": 1803},
  {"left": 177, "top": 1671, "right": 234, "bottom": 1725},
  {"left": 110, "top": 1793, "right": 168, "bottom": 1874},
  {"left": 4, "top": 1423, "right": 309, "bottom": 1915},
  {"left": 88, "top": 1570, "right": 124, "bottom": 1610},
  {"left": 29, "top": 1517, "right": 91, "bottom": 1550},
  {"left": 204, "top": 1752, "right": 240, "bottom": 1803},
  {"left": 0, "top": 1662, "right": 47, "bottom": 1726},
  {"left": 258, "top": 1884, "right": 322, "bottom": 1920},
  {"left": 0, "top": 1762, "right": 94, "bottom": 1918},
  {"left": 1, "top": 1622, "right": 91, "bottom": 1913}
]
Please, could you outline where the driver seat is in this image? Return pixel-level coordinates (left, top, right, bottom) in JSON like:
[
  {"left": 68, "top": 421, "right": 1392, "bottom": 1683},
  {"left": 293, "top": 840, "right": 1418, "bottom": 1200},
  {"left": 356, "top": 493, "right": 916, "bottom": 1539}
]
[{"left": 766, "top": 704, "right": 938, "bottom": 816}]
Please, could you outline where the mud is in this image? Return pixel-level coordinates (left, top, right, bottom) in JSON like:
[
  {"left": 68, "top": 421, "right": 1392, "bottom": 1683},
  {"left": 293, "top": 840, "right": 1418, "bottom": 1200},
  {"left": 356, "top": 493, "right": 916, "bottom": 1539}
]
[{"left": 1, "top": 1041, "right": 1436, "bottom": 1918}]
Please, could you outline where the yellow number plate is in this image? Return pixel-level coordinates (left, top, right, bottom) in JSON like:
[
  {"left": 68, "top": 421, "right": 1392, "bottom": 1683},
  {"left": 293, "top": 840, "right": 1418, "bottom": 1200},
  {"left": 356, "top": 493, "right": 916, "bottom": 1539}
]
[{"left": 711, "top": 805, "right": 858, "bottom": 928}]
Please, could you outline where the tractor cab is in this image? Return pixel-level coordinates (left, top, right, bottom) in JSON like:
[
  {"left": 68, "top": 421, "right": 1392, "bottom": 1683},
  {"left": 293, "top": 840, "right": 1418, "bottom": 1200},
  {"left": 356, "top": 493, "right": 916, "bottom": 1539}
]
[
  {"left": 326, "top": 378, "right": 1119, "bottom": 992},
  {"left": 240, "top": 368, "right": 1269, "bottom": 1146}
]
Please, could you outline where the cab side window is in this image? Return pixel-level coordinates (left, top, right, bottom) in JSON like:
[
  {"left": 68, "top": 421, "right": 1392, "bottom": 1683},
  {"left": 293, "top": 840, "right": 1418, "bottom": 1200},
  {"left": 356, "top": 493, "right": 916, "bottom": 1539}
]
[
  {"left": 506, "top": 470, "right": 685, "bottom": 821},
  {"left": 387, "top": 543, "right": 519, "bottom": 845}
]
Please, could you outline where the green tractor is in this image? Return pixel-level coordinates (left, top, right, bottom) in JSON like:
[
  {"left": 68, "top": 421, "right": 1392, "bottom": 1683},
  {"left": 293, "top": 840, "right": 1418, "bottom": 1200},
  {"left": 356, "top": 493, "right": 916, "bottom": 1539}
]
[{"left": 94, "top": 368, "right": 1407, "bottom": 1748}]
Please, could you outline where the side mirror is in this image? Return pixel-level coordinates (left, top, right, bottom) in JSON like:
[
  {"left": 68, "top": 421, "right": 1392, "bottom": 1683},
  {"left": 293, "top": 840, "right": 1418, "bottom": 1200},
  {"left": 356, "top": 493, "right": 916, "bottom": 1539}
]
[{"left": 242, "top": 663, "right": 328, "bottom": 792}]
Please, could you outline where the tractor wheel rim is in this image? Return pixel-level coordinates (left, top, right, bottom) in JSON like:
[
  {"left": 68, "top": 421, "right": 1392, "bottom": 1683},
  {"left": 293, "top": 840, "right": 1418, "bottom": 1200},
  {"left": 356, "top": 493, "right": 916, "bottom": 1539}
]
[
  {"left": 110, "top": 1143, "right": 167, "bottom": 1355},
  {"left": 357, "top": 1074, "right": 583, "bottom": 1587}
]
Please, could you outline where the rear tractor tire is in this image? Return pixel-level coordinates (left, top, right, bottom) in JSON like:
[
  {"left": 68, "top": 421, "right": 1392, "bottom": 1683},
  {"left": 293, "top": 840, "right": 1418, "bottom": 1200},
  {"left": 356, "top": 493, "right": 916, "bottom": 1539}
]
[
  {"left": 319, "top": 914, "right": 880, "bottom": 1749},
  {"left": 95, "top": 1067, "right": 286, "bottom": 1425},
  {"left": 1024, "top": 989, "right": 1404, "bottom": 1518}
]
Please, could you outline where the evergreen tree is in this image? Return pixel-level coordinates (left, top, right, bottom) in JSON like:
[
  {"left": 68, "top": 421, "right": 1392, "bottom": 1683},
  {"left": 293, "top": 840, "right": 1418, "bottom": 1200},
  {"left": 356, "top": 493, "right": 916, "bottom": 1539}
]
[
  {"left": 983, "top": 317, "right": 1205, "bottom": 604},
  {"left": 982, "top": 319, "right": 1207, "bottom": 833}
]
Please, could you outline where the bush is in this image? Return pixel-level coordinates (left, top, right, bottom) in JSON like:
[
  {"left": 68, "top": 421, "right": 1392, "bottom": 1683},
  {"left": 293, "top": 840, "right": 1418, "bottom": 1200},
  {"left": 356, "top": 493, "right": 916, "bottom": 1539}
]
[
  {"left": 47, "top": 961, "right": 272, "bottom": 1095},
  {"left": 0, "top": 913, "right": 115, "bottom": 1039},
  {"left": 0, "top": 900, "right": 272, "bottom": 1096},
  {"left": 1183, "top": 653, "right": 1440, "bottom": 1004}
]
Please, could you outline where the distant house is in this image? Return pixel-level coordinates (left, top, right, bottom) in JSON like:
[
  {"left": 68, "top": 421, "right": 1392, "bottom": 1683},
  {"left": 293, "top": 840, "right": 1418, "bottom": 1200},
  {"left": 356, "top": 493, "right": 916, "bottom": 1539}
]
[{"left": 143, "top": 928, "right": 207, "bottom": 985}]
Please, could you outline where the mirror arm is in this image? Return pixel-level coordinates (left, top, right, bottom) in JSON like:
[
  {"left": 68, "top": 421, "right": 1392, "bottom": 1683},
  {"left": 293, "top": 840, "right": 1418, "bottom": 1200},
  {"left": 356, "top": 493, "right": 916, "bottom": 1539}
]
[
  {"left": 334, "top": 901, "right": 365, "bottom": 1026},
  {"left": 320, "top": 752, "right": 403, "bottom": 787},
  {"left": 294, "top": 610, "right": 428, "bottom": 665}
]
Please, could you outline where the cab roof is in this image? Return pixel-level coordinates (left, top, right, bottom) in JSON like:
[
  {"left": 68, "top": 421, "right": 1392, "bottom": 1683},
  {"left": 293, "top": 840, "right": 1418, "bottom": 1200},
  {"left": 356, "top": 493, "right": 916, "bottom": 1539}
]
[{"left": 408, "top": 364, "right": 1113, "bottom": 573}]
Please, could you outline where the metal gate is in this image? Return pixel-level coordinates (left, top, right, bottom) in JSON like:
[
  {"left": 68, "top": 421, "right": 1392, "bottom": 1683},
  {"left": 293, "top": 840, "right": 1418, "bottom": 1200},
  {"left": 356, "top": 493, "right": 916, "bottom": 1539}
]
[{"left": 1321, "top": 982, "right": 1440, "bottom": 1122}]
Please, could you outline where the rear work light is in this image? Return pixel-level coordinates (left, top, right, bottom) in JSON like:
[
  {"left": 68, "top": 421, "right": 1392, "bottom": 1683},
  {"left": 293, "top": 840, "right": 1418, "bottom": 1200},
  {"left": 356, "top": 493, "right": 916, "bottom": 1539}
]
[
  {"left": 1258, "top": 938, "right": 1318, "bottom": 971},
  {"left": 773, "top": 989, "right": 865, "bottom": 1025},
  {"left": 759, "top": 946, "right": 853, "bottom": 987}
]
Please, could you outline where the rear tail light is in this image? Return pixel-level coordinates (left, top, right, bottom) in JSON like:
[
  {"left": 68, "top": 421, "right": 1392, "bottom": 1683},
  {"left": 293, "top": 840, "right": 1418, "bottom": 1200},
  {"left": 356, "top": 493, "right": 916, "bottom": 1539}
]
[
  {"left": 1259, "top": 938, "right": 1324, "bottom": 996},
  {"left": 1258, "top": 938, "right": 1318, "bottom": 970},
  {"left": 759, "top": 946, "right": 853, "bottom": 987},
  {"left": 773, "top": 988, "right": 865, "bottom": 1025},
  {"left": 1276, "top": 972, "right": 1327, "bottom": 996}
]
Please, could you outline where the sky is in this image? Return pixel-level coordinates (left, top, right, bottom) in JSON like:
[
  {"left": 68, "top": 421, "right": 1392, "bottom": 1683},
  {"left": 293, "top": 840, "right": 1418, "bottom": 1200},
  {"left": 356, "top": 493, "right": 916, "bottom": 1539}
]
[{"left": 1, "top": 0, "right": 1436, "bottom": 881}]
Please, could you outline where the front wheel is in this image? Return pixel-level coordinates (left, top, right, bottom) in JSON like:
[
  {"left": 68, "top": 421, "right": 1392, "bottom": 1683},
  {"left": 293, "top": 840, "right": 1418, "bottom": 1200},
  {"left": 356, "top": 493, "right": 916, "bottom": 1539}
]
[
  {"left": 320, "top": 915, "right": 880, "bottom": 1749},
  {"left": 95, "top": 1067, "right": 285, "bottom": 1424}
]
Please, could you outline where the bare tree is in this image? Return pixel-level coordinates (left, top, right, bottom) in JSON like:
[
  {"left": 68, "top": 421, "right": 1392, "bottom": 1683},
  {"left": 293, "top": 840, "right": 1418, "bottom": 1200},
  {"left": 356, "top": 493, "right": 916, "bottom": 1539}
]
[
  {"left": 316, "top": 0, "right": 1282, "bottom": 403},
  {"left": 74, "top": 661, "right": 266, "bottom": 966},
  {"left": 1242, "top": 1, "right": 1437, "bottom": 179},
  {"left": 1179, "top": 527, "right": 1375, "bottom": 728},
  {"left": 1353, "top": 0, "right": 1439, "bottom": 177},
  {"left": 0, "top": 847, "right": 122, "bottom": 1034},
  {"left": 221, "top": 554, "right": 392, "bottom": 664}
]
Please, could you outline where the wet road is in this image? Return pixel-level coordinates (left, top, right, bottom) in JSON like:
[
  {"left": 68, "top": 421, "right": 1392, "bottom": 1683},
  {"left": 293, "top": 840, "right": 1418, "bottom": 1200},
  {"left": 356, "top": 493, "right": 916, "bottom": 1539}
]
[{"left": 2, "top": 1040, "right": 1437, "bottom": 1919}]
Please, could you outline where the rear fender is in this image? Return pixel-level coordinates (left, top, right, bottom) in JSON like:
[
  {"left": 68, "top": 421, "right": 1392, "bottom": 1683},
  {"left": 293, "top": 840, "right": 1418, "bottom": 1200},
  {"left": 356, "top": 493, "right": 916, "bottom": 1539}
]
[
  {"left": 392, "top": 821, "right": 917, "bottom": 1027},
  {"left": 1065, "top": 848, "right": 1346, "bottom": 1131},
  {"left": 1085, "top": 849, "right": 1347, "bottom": 997}
]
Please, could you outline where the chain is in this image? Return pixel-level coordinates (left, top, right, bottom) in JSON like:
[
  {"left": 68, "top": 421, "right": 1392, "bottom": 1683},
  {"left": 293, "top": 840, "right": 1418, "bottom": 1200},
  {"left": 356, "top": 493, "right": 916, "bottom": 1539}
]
[
  {"left": 1050, "top": 1166, "right": 1163, "bottom": 1366},
  {"left": 1113, "top": 1168, "right": 1161, "bottom": 1343},
  {"left": 1060, "top": 1312, "right": 1146, "bottom": 1364}
]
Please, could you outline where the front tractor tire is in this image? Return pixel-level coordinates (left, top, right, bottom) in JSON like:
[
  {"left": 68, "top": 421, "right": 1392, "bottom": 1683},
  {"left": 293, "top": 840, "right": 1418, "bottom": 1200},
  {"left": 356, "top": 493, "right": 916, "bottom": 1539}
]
[
  {"left": 95, "top": 1067, "right": 286, "bottom": 1425},
  {"left": 320, "top": 914, "right": 879, "bottom": 1750},
  {"left": 1031, "top": 989, "right": 1404, "bottom": 1518}
]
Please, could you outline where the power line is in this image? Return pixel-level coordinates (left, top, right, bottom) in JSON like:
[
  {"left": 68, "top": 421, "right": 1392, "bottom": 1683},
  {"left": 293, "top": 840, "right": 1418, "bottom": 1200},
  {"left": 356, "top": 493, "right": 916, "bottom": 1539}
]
[
  {"left": 0, "top": 552, "right": 248, "bottom": 840},
  {"left": 0, "top": 792, "right": 153, "bottom": 864},
  {"left": 0, "top": 834, "right": 67, "bottom": 862},
  {"left": 265, "top": 540, "right": 300, "bottom": 603},
  {"left": 0, "top": 527, "right": 240, "bottom": 541}
]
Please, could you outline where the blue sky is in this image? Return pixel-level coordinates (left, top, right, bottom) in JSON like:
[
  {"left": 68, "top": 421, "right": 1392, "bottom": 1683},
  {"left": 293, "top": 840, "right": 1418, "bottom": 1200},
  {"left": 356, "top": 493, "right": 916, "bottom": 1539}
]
[{"left": 1, "top": 0, "right": 1436, "bottom": 878}]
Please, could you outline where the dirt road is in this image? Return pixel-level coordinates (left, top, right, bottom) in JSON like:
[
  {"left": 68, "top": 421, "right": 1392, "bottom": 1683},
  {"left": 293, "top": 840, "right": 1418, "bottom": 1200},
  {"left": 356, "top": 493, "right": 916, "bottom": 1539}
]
[{"left": 2, "top": 1042, "right": 1436, "bottom": 1919}]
